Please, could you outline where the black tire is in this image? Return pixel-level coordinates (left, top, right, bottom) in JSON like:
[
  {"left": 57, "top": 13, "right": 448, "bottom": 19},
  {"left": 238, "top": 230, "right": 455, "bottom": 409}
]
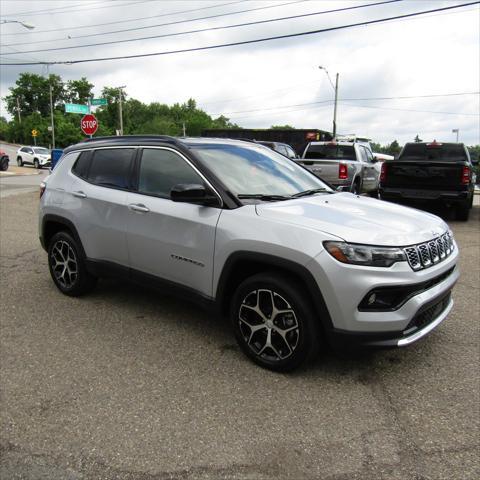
[
  {"left": 0, "top": 157, "right": 8, "bottom": 171},
  {"left": 231, "top": 272, "right": 320, "bottom": 372},
  {"left": 34, "top": 158, "right": 40, "bottom": 169},
  {"left": 350, "top": 180, "right": 361, "bottom": 195},
  {"left": 17, "top": 156, "right": 23, "bottom": 167},
  {"left": 455, "top": 201, "right": 470, "bottom": 221},
  {"left": 47, "top": 231, "right": 97, "bottom": 296}
]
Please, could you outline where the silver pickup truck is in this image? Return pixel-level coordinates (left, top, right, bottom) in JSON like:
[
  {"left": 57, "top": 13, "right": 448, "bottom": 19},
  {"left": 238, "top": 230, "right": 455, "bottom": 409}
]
[{"left": 297, "top": 141, "right": 380, "bottom": 194}]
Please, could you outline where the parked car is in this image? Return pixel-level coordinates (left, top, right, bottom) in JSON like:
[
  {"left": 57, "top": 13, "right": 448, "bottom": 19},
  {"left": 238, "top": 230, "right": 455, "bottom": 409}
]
[
  {"left": 39, "top": 136, "right": 459, "bottom": 371},
  {"left": 379, "top": 141, "right": 477, "bottom": 221},
  {"left": 16, "top": 146, "right": 51, "bottom": 169},
  {"left": 0, "top": 150, "right": 9, "bottom": 171},
  {"left": 256, "top": 141, "right": 299, "bottom": 160},
  {"left": 298, "top": 141, "right": 380, "bottom": 194}
]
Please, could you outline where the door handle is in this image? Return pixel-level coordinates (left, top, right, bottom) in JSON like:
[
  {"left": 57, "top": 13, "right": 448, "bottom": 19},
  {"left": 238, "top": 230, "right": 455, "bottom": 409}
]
[
  {"left": 72, "top": 191, "right": 87, "bottom": 198},
  {"left": 128, "top": 203, "right": 150, "bottom": 213}
]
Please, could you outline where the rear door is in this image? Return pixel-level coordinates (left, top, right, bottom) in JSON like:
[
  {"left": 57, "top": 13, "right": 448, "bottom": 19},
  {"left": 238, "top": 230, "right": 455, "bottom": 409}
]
[
  {"left": 358, "top": 146, "right": 377, "bottom": 192},
  {"left": 125, "top": 147, "right": 221, "bottom": 297},
  {"left": 67, "top": 147, "right": 134, "bottom": 267}
]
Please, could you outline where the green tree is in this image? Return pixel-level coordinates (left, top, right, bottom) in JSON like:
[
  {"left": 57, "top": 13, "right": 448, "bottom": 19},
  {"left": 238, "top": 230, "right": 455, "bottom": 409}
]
[
  {"left": 385, "top": 140, "right": 401, "bottom": 156},
  {"left": 414, "top": 134, "right": 422, "bottom": 143},
  {"left": 270, "top": 125, "right": 295, "bottom": 130},
  {"left": 66, "top": 77, "right": 94, "bottom": 104}
]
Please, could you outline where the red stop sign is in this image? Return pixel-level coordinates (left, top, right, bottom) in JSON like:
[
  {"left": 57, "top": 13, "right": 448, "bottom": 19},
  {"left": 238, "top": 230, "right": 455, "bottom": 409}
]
[{"left": 81, "top": 114, "right": 98, "bottom": 136}]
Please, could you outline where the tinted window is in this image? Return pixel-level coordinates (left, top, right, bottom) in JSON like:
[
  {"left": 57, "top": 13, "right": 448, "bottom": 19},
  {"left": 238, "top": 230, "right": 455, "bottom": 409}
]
[
  {"left": 399, "top": 143, "right": 468, "bottom": 162},
  {"left": 305, "top": 144, "right": 356, "bottom": 160},
  {"left": 87, "top": 148, "right": 134, "bottom": 189},
  {"left": 138, "top": 149, "right": 203, "bottom": 197},
  {"left": 72, "top": 151, "right": 91, "bottom": 179}
]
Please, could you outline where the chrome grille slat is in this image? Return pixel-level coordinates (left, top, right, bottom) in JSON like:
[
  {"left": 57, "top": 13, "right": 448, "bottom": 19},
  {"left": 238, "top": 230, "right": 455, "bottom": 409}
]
[{"left": 404, "top": 232, "right": 454, "bottom": 271}]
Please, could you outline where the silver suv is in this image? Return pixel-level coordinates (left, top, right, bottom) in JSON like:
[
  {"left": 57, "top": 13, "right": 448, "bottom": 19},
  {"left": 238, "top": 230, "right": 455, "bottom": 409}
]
[{"left": 39, "top": 136, "right": 459, "bottom": 371}]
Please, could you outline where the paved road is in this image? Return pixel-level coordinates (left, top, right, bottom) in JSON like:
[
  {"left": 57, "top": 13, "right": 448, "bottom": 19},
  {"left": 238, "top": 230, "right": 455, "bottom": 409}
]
[{"left": 0, "top": 192, "right": 479, "bottom": 479}]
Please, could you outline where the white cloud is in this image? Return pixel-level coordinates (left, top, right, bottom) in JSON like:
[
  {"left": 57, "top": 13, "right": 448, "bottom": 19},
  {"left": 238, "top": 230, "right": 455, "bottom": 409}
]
[{"left": 1, "top": 0, "right": 479, "bottom": 145}]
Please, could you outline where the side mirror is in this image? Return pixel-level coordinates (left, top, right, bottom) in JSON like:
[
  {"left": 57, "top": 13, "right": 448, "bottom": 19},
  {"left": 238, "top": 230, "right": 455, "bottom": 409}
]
[
  {"left": 170, "top": 183, "right": 220, "bottom": 206},
  {"left": 371, "top": 156, "right": 378, "bottom": 163}
]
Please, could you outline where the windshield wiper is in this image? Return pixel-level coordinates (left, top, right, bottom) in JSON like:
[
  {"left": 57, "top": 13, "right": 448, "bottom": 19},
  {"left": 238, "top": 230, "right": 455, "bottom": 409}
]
[
  {"left": 237, "top": 194, "right": 291, "bottom": 201},
  {"left": 291, "top": 188, "right": 331, "bottom": 198}
]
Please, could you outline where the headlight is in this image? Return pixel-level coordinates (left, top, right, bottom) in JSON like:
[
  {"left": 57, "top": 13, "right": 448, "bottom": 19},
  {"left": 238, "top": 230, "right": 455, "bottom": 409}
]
[{"left": 323, "top": 241, "right": 406, "bottom": 267}]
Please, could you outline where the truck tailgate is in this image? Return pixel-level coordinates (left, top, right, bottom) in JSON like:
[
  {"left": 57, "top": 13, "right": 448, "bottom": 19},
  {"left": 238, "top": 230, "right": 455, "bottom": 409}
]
[
  {"left": 384, "top": 161, "right": 463, "bottom": 190},
  {"left": 298, "top": 159, "right": 343, "bottom": 183}
]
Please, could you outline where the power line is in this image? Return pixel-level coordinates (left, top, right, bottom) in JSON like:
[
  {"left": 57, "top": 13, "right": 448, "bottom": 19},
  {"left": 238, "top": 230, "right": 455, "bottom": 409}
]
[
  {"left": 0, "top": 0, "right": 297, "bottom": 37},
  {"left": 1, "top": 0, "right": 155, "bottom": 18},
  {"left": 1, "top": 1, "right": 478, "bottom": 66},
  {"left": 2, "top": 0, "right": 401, "bottom": 54},
  {"left": 2, "top": 0, "right": 114, "bottom": 17},
  {"left": 339, "top": 102, "right": 480, "bottom": 116},
  {"left": 211, "top": 92, "right": 480, "bottom": 116}
]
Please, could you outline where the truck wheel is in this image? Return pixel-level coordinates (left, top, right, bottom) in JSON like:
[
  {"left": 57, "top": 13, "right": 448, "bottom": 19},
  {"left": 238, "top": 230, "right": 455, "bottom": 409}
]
[
  {"left": 48, "top": 231, "right": 97, "bottom": 296},
  {"left": 351, "top": 180, "right": 360, "bottom": 195},
  {"left": 455, "top": 201, "right": 470, "bottom": 221},
  {"left": 231, "top": 272, "right": 320, "bottom": 372},
  {"left": 17, "top": 156, "right": 23, "bottom": 167}
]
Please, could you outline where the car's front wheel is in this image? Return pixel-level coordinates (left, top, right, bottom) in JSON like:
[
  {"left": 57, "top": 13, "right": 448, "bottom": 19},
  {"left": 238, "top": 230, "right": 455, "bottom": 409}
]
[
  {"left": 48, "top": 231, "right": 97, "bottom": 296},
  {"left": 231, "top": 272, "right": 320, "bottom": 371},
  {"left": 34, "top": 158, "right": 40, "bottom": 169},
  {"left": 17, "top": 156, "right": 23, "bottom": 167}
]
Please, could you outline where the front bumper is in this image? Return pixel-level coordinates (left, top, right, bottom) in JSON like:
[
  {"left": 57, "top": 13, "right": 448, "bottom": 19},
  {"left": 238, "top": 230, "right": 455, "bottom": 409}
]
[{"left": 307, "top": 242, "right": 459, "bottom": 347}]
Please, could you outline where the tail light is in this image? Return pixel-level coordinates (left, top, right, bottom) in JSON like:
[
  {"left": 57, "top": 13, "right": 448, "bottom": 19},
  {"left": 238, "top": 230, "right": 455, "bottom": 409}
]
[
  {"left": 461, "top": 166, "right": 470, "bottom": 184},
  {"left": 339, "top": 163, "right": 348, "bottom": 179},
  {"left": 380, "top": 162, "right": 387, "bottom": 183},
  {"left": 40, "top": 181, "right": 46, "bottom": 198}
]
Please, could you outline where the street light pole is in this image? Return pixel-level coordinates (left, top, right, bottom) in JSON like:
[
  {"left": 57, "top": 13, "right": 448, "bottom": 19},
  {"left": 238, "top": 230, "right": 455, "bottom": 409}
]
[{"left": 319, "top": 66, "right": 339, "bottom": 139}]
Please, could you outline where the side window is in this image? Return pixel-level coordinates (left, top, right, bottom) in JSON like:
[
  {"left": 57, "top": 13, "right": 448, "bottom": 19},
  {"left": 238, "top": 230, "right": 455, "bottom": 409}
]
[
  {"left": 87, "top": 148, "right": 134, "bottom": 189},
  {"left": 71, "top": 151, "right": 91, "bottom": 179},
  {"left": 138, "top": 148, "right": 204, "bottom": 198},
  {"left": 275, "top": 145, "right": 289, "bottom": 157},
  {"left": 358, "top": 146, "right": 367, "bottom": 163},
  {"left": 286, "top": 146, "right": 297, "bottom": 159},
  {"left": 364, "top": 148, "right": 374, "bottom": 163}
]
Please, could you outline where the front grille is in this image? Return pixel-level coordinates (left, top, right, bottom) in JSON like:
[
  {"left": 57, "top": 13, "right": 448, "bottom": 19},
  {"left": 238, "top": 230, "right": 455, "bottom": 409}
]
[
  {"left": 403, "top": 232, "right": 454, "bottom": 271},
  {"left": 405, "top": 291, "right": 451, "bottom": 333}
]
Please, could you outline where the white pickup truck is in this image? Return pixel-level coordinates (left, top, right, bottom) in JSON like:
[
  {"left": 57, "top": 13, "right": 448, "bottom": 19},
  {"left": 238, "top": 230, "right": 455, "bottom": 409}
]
[{"left": 298, "top": 141, "right": 380, "bottom": 195}]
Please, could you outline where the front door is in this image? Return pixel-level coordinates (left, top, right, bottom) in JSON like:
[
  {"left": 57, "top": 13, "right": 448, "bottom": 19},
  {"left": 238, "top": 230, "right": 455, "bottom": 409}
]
[{"left": 126, "top": 147, "right": 221, "bottom": 298}]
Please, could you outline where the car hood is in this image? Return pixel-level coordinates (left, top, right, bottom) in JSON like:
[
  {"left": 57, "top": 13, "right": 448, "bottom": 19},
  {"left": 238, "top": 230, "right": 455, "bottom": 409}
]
[{"left": 255, "top": 192, "right": 448, "bottom": 246}]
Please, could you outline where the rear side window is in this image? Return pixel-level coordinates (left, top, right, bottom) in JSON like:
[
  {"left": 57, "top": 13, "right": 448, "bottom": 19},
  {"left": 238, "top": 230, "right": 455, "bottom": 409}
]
[
  {"left": 305, "top": 144, "right": 356, "bottom": 160},
  {"left": 87, "top": 148, "right": 134, "bottom": 189},
  {"left": 399, "top": 144, "right": 468, "bottom": 162},
  {"left": 71, "top": 151, "right": 91, "bottom": 179},
  {"left": 138, "top": 148, "right": 203, "bottom": 198}
]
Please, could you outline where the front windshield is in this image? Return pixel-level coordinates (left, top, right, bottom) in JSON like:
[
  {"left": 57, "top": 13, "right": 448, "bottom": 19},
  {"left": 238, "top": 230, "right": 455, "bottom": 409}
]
[
  {"left": 192, "top": 143, "right": 331, "bottom": 197},
  {"left": 34, "top": 148, "right": 50, "bottom": 155}
]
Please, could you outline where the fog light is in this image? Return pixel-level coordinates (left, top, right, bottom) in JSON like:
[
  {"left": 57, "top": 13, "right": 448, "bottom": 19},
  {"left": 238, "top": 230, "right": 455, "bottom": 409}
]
[{"left": 368, "top": 293, "right": 376, "bottom": 305}]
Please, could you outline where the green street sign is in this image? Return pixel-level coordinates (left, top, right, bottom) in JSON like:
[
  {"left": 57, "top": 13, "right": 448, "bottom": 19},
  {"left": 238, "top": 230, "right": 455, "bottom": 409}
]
[
  {"left": 91, "top": 98, "right": 107, "bottom": 106},
  {"left": 65, "top": 103, "right": 89, "bottom": 114}
]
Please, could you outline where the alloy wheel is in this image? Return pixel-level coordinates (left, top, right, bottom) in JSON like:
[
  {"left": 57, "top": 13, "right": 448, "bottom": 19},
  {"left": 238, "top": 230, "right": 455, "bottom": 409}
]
[
  {"left": 238, "top": 289, "right": 300, "bottom": 362},
  {"left": 50, "top": 240, "right": 78, "bottom": 289}
]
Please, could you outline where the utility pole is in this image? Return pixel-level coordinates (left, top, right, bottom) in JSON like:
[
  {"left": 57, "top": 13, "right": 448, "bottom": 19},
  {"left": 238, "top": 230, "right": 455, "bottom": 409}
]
[
  {"left": 332, "top": 73, "right": 339, "bottom": 139},
  {"left": 452, "top": 128, "right": 459, "bottom": 142},
  {"left": 117, "top": 85, "right": 126, "bottom": 135},
  {"left": 16, "top": 97, "right": 21, "bottom": 123},
  {"left": 46, "top": 65, "right": 55, "bottom": 148}
]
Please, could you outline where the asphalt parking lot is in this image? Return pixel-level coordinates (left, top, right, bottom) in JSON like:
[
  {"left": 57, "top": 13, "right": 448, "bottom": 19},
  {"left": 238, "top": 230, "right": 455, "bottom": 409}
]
[{"left": 1, "top": 191, "right": 479, "bottom": 480}]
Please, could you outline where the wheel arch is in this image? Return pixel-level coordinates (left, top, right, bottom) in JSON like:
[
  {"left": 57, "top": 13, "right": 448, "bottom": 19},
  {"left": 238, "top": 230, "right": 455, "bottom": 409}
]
[
  {"left": 215, "top": 251, "right": 333, "bottom": 331},
  {"left": 41, "top": 214, "right": 85, "bottom": 257}
]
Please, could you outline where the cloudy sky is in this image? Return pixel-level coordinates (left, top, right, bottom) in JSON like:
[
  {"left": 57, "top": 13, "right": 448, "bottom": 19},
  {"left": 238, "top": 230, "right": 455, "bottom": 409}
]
[{"left": 1, "top": 0, "right": 479, "bottom": 145}]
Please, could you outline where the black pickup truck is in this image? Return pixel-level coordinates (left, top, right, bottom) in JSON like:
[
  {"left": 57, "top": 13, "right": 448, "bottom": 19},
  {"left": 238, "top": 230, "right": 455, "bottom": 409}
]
[{"left": 379, "top": 142, "right": 477, "bottom": 221}]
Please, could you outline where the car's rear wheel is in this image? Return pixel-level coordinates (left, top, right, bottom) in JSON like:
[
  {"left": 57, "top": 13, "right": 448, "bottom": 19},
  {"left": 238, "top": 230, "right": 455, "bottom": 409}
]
[
  {"left": 48, "top": 231, "right": 97, "bottom": 296},
  {"left": 0, "top": 157, "right": 8, "bottom": 171},
  {"left": 34, "top": 158, "right": 40, "bottom": 169},
  {"left": 17, "top": 156, "right": 23, "bottom": 167},
  {"left": 231, "top": 272, "right": 320, "bottom": 372}
]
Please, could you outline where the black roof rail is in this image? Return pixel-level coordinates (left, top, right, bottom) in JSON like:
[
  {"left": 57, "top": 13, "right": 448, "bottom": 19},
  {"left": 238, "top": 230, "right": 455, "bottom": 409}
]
[{"left": 81, "top": 134, "right": 182, "bottom": 144}]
